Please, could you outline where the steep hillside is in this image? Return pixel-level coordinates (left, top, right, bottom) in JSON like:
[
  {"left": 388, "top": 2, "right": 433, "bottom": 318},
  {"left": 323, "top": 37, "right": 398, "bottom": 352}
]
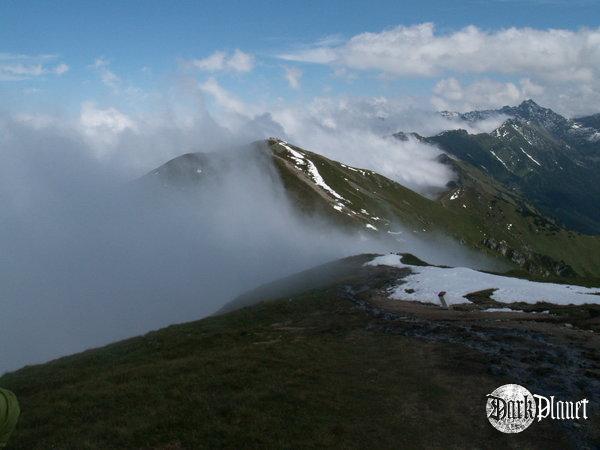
[
  {"left": 446, "top": 99, "right": 600, "bottom": 149},
  {"left": 436, "top": 155, "right": 600, "bottom": 279},
  {"left": 424, "top": 100, "right": 600, "bottom": 233},
  {"left": 142, "top": 138, "right": 600, "bottom": 278}
]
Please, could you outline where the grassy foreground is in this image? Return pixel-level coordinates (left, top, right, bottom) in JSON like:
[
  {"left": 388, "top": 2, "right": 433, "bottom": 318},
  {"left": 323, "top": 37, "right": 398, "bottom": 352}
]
[{"left": 1, "top": 289, "right": 566, "bottom": 449}]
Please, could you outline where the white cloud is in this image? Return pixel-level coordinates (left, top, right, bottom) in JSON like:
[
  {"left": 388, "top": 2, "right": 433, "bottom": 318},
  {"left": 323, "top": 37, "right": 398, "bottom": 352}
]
[
  {"left": 0, "top": 63, "right": 45, "bottom": 79},
  {"left": 1, "top": 103, "right": 408, "bottom": 373},
  {"left": 53, "top": 63, "right": 70, "bottom": 75},
  {"left": 0, "top": 54, "right": 69, "bottom": 81},
  {"left": 88, "top": 58, "right": 146, "bottom": 102},
  {"left": 284, "top": 66, "right": 302, "bottom": 89},
  {"left": 278, "top": 23, "right": 600, "bottom": 115},
  {"left": 90, "top": 58, "right": 121, "bottom": 90},
  {"left": 79, "top": 102, "right": 137, "bottom": 153},
  {"left": 429, "top": 76, "right": 600, "bottom": 117},
  {"left": 195, "top": 79, "right": 459, "bottom": 193},
  {"left": 191, "top": 51, "right": 227, "bottom": 71},
  {"left": 227, "top": 49, "right": 255, "bottom": 72},
  {"left": 14, "top": 113, "right": 60, "bottom": 129},
  {"left": 268, "top": 97, "right": 463, "bottom": 193},
  {"left": 80, "top": 102, "right": 136, "bottom": 132},
  {"left": 279, "top": 23, "right": 600, "bottom": 82},
  {"left": 431, "top": 78, "right": 532, "bottom": 111},
  {"left": 199, "top": 77, "right": 253, "bottom": 116},
  {"left": 189, "top": 49, "right": 255, "bottom": 73},
  {"left": 281, "top": 47, "right": 337, "bottom": 65}
]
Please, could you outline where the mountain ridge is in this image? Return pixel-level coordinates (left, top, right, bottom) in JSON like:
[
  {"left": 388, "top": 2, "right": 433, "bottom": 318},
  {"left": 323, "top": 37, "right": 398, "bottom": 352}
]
[
  {"left": 399, "top": 100, "right": 600, "bottom": 234},
  {"left": 141, "top": 137, "right": 600, "bottom": 279}
]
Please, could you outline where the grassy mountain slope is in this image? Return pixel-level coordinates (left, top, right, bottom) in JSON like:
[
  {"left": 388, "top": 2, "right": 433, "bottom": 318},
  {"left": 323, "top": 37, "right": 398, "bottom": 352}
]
[
  {"left": 141, "top": 137, "right": 600, "bottom": 278},
  {"left": 2, "top": 256, "right": 580, "bottom": 449},
  {"left": 267, "top": 138, "right": 600, "bottom": 278},
  {"left": 436, "top": 155, "right": 600, "bottom": 279}
]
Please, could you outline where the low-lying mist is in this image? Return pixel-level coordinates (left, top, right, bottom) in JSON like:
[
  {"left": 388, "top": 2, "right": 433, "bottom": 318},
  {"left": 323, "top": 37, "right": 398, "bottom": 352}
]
[
  {"left": 0, "top": 121, "right": 369, "bottom": 373},
  {"left": 0, "top": 99, "right": 501, "bottom": 374},
  {"left": 270, "top": 96, "right": 504, "bottom": 194}
]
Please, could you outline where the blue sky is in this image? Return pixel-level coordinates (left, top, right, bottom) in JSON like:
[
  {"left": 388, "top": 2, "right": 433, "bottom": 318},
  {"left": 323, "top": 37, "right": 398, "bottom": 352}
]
[{"left": 1, "top": 0, "right": 600, "bottom": 116}]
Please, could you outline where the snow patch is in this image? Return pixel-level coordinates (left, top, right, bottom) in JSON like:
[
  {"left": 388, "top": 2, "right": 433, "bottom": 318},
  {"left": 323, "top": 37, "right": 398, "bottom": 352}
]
[
  {"left": 278, "top": 141, "right": 306, "bottom": 167},
  {"left": 490, "top": 150, "right": 510, "bottom": 170},
  {"left": 511, "top": 123, "right": 535, "bottom": 146},
  {"left": 589, "top": 132, "right": 600, "bottom": 142},
  {"left": 365, "top": 254, "right": 600, "bottom": 306},
  {"left": 279, "top": 141, "right": 348, "bottom": 203},
  {"left": 520, "top": 147, "right": 542, "bottom": 167},
  {"left": 341, "top": 164, "right": 367, "bottom": 176},
  {"left": 482, "top": 308, "right": 550, "bottom": 314},
  {"left": 305, "top": 159, "right": 346, "bottom": 201},
  {"left": 483, "top": 308, "right": 524, "bottom": 313}
]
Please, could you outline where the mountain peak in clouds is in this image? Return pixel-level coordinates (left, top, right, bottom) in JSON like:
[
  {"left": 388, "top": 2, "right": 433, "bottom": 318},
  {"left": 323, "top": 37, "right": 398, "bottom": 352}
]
[
  {"left": 414, "top": 99, "right": 600, "bottom": 234},
  {"left": 500, "top": 99, "right": 568, "bottom": 130},
  {"left": 440, "top": 99, "right": 578, "bottom": 136},
  {"left": 517, "top": 98, "right": 541, "bottom": 109},
  {"left": 513, "top": 99, "right": 553, "bottom": 118}
]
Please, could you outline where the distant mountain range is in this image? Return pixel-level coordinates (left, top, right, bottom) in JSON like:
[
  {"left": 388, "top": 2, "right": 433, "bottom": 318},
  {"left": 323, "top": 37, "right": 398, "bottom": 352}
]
[
  {"left": 141, "top": 117, "right": 600, "bottom": 279},
  {"left": 410, "top": 100, "right": 600, "bottom": 234}
]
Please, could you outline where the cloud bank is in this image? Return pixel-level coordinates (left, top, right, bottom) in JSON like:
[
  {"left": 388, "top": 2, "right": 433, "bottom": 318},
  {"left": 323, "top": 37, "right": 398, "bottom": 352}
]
[
  {"left": 431, "top": 77, "right": 544, "bottom": 112},
  {"left": 0, "top": 84, "right": 506, "bottom": 374},
  {"left": 0, "top": 109, "right": 382, "bottom": 374},
  {"left": 284, "top": 66, "right": 302, "bottom": 89},
  {"left": 279, "top": 23, "right": 600, "bottom": 116},
  {"left": 188, "top": 49, "right": 255, "bottom": 73},
  {"left": 198, "top": 80, "right": 505, "bottom": 192},
  {"left": 279, "top": 23, "right": 600, "bottom": 81},
  {"left": 0, "top": 53, "right": 69, "bottom": 81}
]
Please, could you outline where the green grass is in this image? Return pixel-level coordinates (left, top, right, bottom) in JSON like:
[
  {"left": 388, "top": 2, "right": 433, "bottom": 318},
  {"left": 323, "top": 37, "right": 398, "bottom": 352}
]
[
  {"left": 267, "top": 139, "right": 600, "bottom": 278},
  {"left": 140, "top": 140, "right": 600, "bottom": 279},
  {"left": 1, "top": 290, "right": 566, "bottom": 449}
]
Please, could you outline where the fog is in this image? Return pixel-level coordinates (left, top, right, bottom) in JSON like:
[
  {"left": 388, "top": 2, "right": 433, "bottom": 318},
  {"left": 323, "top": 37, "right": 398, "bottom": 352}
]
[
  {"left": 199, "top": 83, "right": 507, "bottom": 194},
  {"left": 0, "top": 96, "right": 502, "bottom": 374},
  {"left": 0, "top": 118, "right": 370, "bottom": 373}
]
